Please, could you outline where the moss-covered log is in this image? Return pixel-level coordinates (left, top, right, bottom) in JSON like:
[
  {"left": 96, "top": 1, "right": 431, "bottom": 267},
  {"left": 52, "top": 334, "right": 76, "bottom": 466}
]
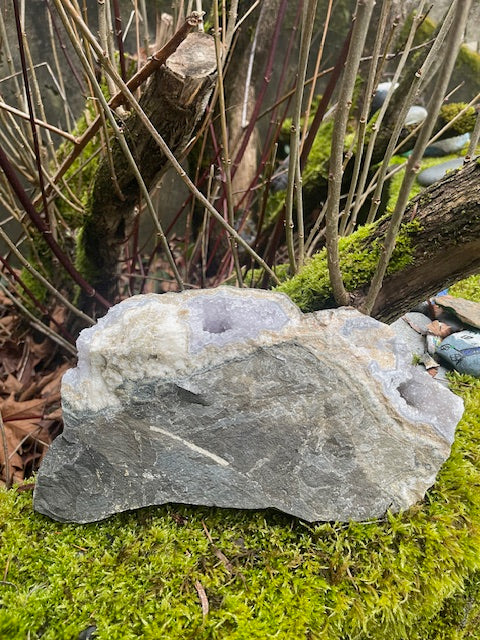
[
  {"left": 279, "top": 159, "right": 480, "bottom": 322},
  {"left": 78, "top": 32, "right": 216, "bottom": 304}
]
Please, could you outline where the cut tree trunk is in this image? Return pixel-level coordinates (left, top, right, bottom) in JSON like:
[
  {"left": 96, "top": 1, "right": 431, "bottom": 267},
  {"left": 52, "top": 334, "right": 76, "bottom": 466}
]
[{"left": 78, "top": 31, "right": 216, "bottom": 306}]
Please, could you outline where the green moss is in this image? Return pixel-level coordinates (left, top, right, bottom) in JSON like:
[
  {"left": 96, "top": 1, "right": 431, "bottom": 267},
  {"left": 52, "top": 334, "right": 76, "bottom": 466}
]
[
  {"left": 456, "top": 44, "right": 480, "bottom": 94},
  {"left": 19, "top": 104, "right": 104, "bottom": 308},
  {"left": 74, "top": 226, "right": 99, "bottom": 286},
  {"left": 450, "top": 275, "right": 480, "bottom": 302},
  {"left": 439, "top": 103, "right": 477, "bottom": 136},
  {"left": 19, "top": 235, "right": 58, "bottom": 309},
  {"left": 2, "top": 365, "right": 480, "bottom": 639},
  {"left": 400, "top": 13, "right": 480, "bottom": 117},
  {"left": 277, "top": 218, "right": 422, "bottom": 312},
  {"left": 302, "top": 120, "right": 335, "bottom": 185},
  {"left": 55, "top": 106, "right": 102, "bottom": 227}
]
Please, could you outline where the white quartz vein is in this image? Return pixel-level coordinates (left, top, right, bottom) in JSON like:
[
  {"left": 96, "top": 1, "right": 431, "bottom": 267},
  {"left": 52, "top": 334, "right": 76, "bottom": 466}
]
[{"left": 149, "top": 425, "right": 230, "bottom": 467}]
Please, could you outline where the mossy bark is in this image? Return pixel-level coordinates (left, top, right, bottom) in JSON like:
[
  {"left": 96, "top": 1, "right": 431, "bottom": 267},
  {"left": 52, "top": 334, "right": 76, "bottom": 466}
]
[
  {"left": 364, "top": 160, "right": 480, "bottom": 321},
  {"left": 78, "top": 32, "right": 217, "bottom": 306},
  {"left": 280, "top": 160, "right": 480, "bottom": 322}
]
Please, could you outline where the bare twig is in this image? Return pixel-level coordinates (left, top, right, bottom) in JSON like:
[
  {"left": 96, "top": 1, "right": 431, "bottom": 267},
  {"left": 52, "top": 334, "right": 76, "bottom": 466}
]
[
  {"left": 324, "top": 0, "right": 375, "bottom": 306},
  {"left": 213, "top": 0, "right": 243, "bottom": 286},
  {"left": 364, "top": 0, "right": 454, "bottom": 226},
  {"left": 0, "top": 143, "right": 111, "bottom": 309},
  {"left": 285, "top": 0, "right": 319, "bottom": 273},
  {"left": 363, "top": 0, "right": 472, "bottom": 314},
  {"left": 464, "top": 107, "right": 480, "bottom": 162},
  {"left": 12, "top": 0, "right": 51, "bottom": 229},
  {"left": 339, "top": 0, "right": 392, "bottom": 236},
  {"left": 33, "top": 9, "right": 203, "bottom": 210},
  {"left": 0, "top": 226, "right": 95, "bottom": 326},
  {"left": 98, "top": 0, "right": 117, "bottom": 97},
  {"left": 0, "top": 411, "right": 11, "bottom": 490},
  {"left": 0, "top": 101, "right": 76, "bottom": 143},
  {"left": 347, "top": 2, "right": 426, "bottom": 233},
  {"left": 65, "top": 9, "right": 280, "bottom": 284},
  {"left": 0, "top": 282, "right": 77, "bottom": 356},
  {"left": 52, "top": 0, "right": 185, "bottom": 292},
  {"left": 112, "top": 0, "right": 127, "bottom": 81},
  {"left": 301, "top": 0, "right": 333, "bottom": 148}
]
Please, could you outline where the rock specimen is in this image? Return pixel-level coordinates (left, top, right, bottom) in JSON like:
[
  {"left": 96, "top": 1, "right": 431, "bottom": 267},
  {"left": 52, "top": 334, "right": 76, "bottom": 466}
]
[
  {"left": 433, "top": 294, "right": 480, "bottom": 329},
  {"left": 424, "top": 132, "right": 470, "bottom": 157},
  {"left": 417, "top": 157, "right": 464, "bottom": 186},
  {"left": 437, "top": 330, "right": 480, "bottom": 377},
  {"left": 34, "top": 288, "right": 464, "bottom": 524}
]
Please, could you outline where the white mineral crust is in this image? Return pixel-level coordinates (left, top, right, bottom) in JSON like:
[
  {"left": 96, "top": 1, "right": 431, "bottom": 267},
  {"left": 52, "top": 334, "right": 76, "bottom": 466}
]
[{"left": 63, "top": 288, "right": 301, "bottom": 412}]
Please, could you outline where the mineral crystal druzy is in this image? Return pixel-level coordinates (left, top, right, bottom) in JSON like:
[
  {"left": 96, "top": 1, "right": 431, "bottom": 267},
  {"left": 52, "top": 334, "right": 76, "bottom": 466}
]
[{"left": 34, "top": 288, "right": 464, "bottom": 524}]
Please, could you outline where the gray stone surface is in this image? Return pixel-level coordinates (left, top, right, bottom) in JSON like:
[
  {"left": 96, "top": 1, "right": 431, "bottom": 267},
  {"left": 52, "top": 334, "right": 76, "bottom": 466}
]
[
  {"left": 34, "top": 289, "right": 464, "bottom": 523},
  {"left": 417, "top": 157, "right": 464, "bottom": 186},
  {"left": 425, "top": 133, "right": 470, "bottom": 157},
  {"left": 433, "top": 294, "right": 480, "bottom": 329},
  {"left": 390, "top": 313, "right": 450, "bottom": 385}
]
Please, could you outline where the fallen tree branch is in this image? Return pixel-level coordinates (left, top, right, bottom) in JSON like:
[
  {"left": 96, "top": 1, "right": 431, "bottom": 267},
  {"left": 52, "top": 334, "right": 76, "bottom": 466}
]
[{"left": 279, "top": 160, "right": 480, "bottom": 323}]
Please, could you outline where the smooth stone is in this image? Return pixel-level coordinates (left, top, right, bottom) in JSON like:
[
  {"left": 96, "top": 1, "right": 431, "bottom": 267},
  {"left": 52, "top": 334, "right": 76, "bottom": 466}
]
[
  {"left": 404, "top": 106, "right": 428, "bottom": 127},
  {"left": 390, "top": 313, "right": 430, "bottom": 353},
  {"left": 390, "top": 313, "right": 450, "bottom": 386},
  {"left": 433, "top": 294, "right": 480, "bottom": 329},
  {"left": 437, "top": 330, "right": 480, "bottom": 377},
  {"left": 34, "top": 289, "right": 464, "bottom": 524},
  {"left": 417, "top": 157, "right": 464, "bottom": 186},
  {"left": 424, "top": 132, "right": 470, "bottom": 157},
  {"left": 371, "top": 81, "right": 398, "bottom": 113}
]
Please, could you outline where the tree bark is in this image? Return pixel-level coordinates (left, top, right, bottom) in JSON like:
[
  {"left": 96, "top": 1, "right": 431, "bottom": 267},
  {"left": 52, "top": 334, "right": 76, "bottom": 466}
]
[
  {"left": 361, "top": 160, "right": 480, "bottom": 322},
  {"left": 280, "top": 160, "right": 480, "bottom": 323},
  {"left": 78, "top": 31, "right": 216, "bottom": 303}
]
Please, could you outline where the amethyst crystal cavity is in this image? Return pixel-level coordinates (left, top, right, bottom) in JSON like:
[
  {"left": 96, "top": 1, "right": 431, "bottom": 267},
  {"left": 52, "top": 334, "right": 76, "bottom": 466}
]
[{"left": 34, "top": 288, "right": 464, "bottom": 523}]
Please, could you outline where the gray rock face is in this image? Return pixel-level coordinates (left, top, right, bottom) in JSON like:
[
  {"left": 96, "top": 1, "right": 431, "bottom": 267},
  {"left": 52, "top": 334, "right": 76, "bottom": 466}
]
[
  {"left": 34, "top": 288, "right": 464, "bottom": 524},
  {"left": 425, "top": 133, "right": 470, "bottom": 157},
  {"left": 417, "top": 157, "right": 464, "bottom": 186}
]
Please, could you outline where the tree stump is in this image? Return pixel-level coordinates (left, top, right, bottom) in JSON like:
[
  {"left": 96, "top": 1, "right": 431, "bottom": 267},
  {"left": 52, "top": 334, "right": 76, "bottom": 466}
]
[{"left": 78, "top": 31, "right": 217, "bottom": 306}]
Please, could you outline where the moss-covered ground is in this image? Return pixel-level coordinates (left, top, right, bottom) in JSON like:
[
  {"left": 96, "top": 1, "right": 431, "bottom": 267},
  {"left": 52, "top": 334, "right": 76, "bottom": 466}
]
[{"left": 1, "top": 283, "right": 480, "bottom": 639}]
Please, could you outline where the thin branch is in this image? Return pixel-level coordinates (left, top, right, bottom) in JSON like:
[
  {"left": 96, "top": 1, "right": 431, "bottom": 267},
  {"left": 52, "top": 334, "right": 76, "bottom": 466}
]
[
  {"left": 0, "top": 282, "right": 77, "bottom": 356},
  {"left": 300, "top": 24, "right": 354, "bottom": 171},
  {"left": 52, "top": 0, "right": 185, "bottom": 292},
  {"left": 98, "top": 0, "right": 117, "bottom": 97},
  {"left": 213, "top": 0, "right": 243, "bottom": 286},
  {"left": 301, "top": 0, "right": 333, "bottom": 148},
  {"left": 363, "top": 0, "right": 472, "bottom": 314},
  {"left": 112, "top": 0, "right": 127, "bottom": 81},
  {"left": 32, "top": 9, "right": 203, "bottom": 210},
  {"left": 347, "top": 2, "right": 426, "bottom": 233},
  {"left": 285, "top": 0, "right": 319, "bottom": 274},
  {"left": 465, "top": 107, "right": 480, "bottom": 162},
  {"left": 0, "top": 226, "right": 94, "bottom": 326},
  {"left": 339, "top": 0, "right": 393, "bottom": 236},
  {"left": 365, "top": 1, "right": 454, "bottom": 225},
  {"left": 0, "top": 411, "right": 11, "bottom": 490},
  {"left": 0, "top": 144, "right": 111, "bottom": 309},
  {"left": 47, "top": 8, "right": 72, "bottom": 131},
  {"left": 12, "top": 0, "right": 52, "bottom": 230},
  {"left": 0, "top": 101, "right": 76, "bottom": 143},
  {"left": 324, "top": 0, "right": 375, "bottom": 306}
]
